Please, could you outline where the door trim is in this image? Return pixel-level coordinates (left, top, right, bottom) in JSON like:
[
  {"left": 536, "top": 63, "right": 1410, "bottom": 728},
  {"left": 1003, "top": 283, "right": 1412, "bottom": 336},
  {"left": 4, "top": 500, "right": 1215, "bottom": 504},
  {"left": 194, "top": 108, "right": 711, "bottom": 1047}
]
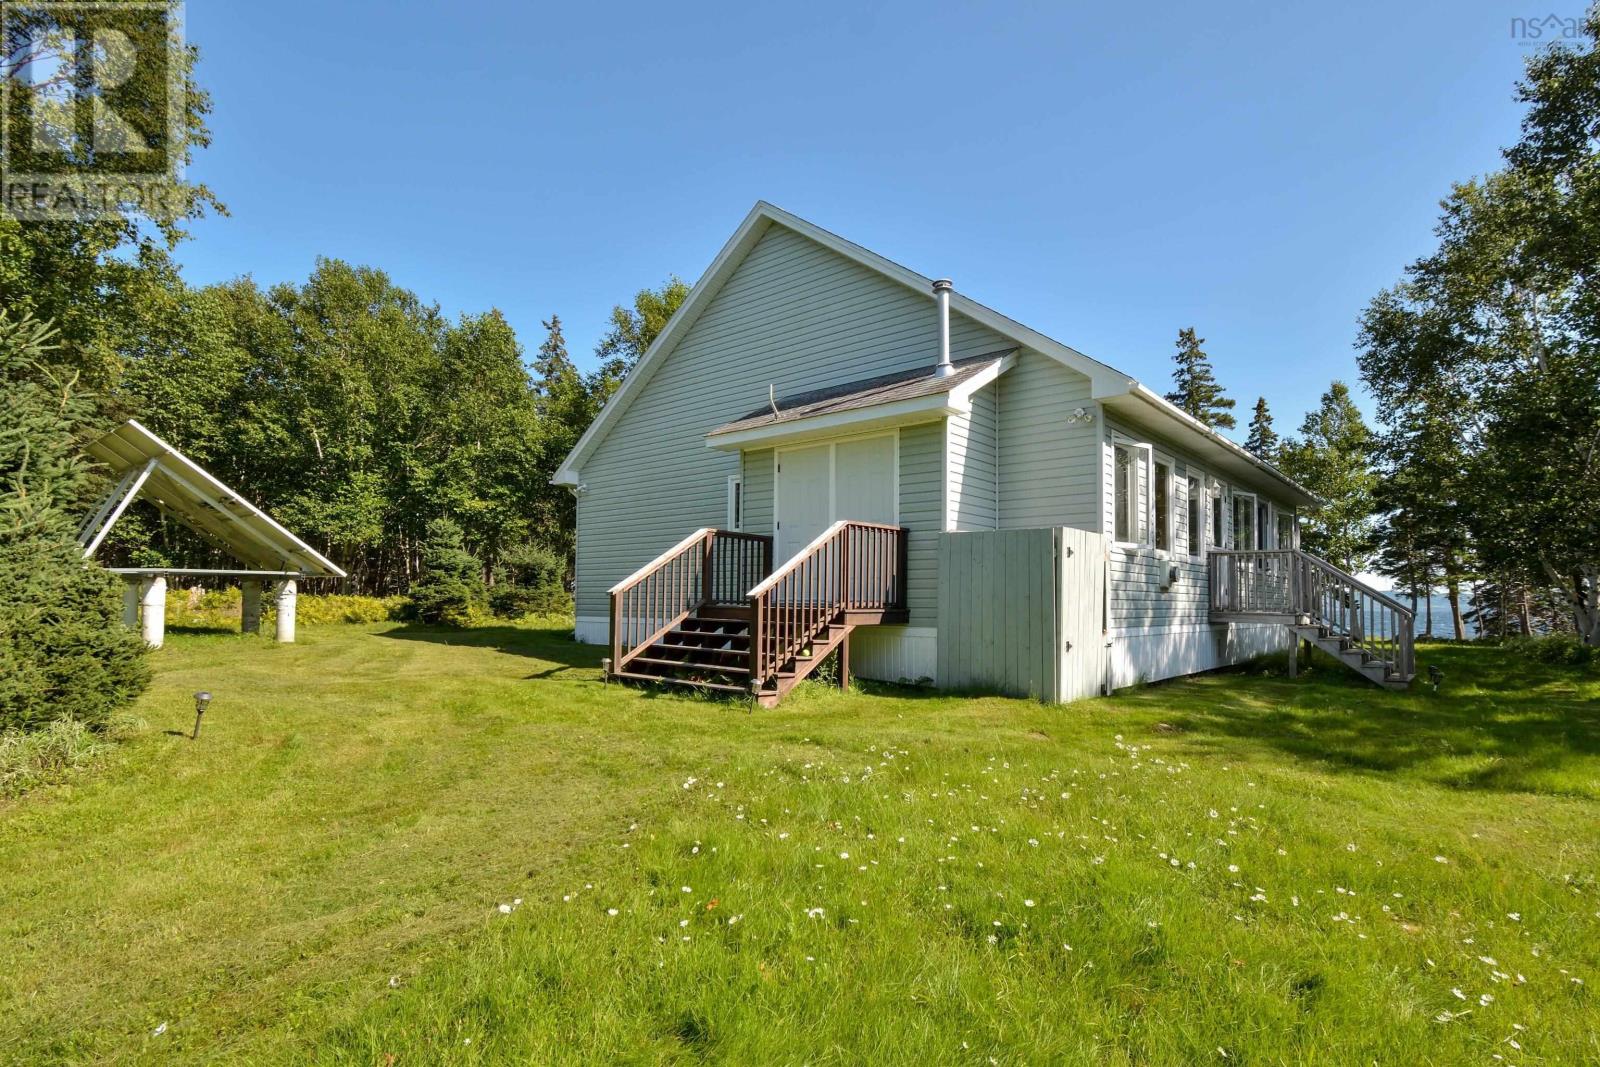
[{"left": 773, "top": 429, "right": 900, "bottom": 546}]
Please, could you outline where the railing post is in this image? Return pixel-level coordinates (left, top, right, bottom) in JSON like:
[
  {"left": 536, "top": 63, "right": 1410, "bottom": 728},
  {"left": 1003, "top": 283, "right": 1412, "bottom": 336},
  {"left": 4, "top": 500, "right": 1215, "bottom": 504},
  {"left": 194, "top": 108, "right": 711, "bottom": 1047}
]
[
  {"left": 1289, "top": 551, "right": 1301, "bottom": 620},
  {"left": 839, "top": 523, "right": 851, "bottom": 610},
  {"left": 701, "top": 530, "right": 716, "bottom": 607},
  {"left": 895, "top": 527, "right": 909, "bottom": 610},
  {"left": 610, "top": 591, "right": 622, "bottom": 677}
]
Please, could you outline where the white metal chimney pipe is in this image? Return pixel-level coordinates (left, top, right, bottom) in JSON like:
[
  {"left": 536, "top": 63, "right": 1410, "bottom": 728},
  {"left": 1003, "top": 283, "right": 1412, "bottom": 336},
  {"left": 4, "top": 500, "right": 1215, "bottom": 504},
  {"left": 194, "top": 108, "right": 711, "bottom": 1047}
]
[{"left": 932, "top": 278, "right": 954, "bottom": 377}]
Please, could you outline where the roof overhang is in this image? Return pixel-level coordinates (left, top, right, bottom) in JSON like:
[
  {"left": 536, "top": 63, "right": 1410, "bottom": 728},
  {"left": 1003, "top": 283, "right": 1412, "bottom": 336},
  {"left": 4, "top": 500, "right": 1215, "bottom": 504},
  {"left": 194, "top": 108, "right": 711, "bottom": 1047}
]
[
  {"left": 83, "top": 420, "right": 347, "bottom": 577},
  {"left": 1097, "top": 385, "right": 1318, "bottom": 508},
  {"left": 705, "top": 354, "right": 1012, "bottom": 452}
]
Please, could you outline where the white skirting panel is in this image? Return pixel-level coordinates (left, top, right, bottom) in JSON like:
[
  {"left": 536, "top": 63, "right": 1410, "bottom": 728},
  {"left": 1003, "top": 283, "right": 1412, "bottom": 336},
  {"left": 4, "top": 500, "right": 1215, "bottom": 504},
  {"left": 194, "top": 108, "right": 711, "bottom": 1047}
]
[
  {"left": 574, "top": 615, "right": 607, "bottom": 644},
  {"left": 1108, "top": 622, "right": 1290, "bottom": 690},
  {"left": 849, "top": 625, "right": 937, "bottom": 685}
]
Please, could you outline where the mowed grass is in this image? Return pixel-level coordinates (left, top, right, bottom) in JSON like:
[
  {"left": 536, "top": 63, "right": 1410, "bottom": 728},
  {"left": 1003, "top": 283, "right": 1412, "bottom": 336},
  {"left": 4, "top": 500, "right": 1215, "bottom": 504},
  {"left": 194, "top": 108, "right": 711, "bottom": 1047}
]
[{"left": 0, "top": 627, "right": 1596, "bottom": 1064}]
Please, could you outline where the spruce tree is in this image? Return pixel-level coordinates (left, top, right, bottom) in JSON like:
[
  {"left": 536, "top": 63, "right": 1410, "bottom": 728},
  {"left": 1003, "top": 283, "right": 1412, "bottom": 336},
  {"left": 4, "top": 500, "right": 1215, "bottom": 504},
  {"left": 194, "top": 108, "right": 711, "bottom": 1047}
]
[
  {"left": 0, "top": 312, "right": 149, "bottom": 731},
  {"left": 1245, "top": 397, "right": 1278, "bottom": 458},
  {"left": 410, "top": 517, "right": 486, "bottom": 627},
  {"left": 1165, "top": 327, "right": 1237, "bottom": 430}
]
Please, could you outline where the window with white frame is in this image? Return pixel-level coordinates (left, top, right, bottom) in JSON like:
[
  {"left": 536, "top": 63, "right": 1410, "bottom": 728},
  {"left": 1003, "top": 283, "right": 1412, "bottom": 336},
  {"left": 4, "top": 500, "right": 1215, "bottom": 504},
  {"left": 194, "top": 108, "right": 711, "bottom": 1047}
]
[
  {"left": 1112, "top": 438, "right": 1150, "bottom": 545},
  {"left": 1211, "top": 483, "right": 1225, "bottom": 548},
  {"left": 1153, "top": 457, "right": 1173, "bottom": 552},
  {"left": 1232, "top": 491, "right": 1257, "bottom": 550},
  {"left": 1278, "top": 510, "right": 1295, "bottom": 549},
  {"left": 1187, "top": 474, "right": 1204, "bottom": 557},
  {"left": 726, "top": 475, "right": 743, "bottom": 531}
]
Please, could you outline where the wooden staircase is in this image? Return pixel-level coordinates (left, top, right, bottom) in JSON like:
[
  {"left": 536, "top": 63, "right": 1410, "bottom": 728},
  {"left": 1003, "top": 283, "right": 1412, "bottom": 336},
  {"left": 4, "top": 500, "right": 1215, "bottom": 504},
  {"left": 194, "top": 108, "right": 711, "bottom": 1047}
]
[
  {"left": 1209, "top": 548, "right": 1416, "bottom": 690},
  {"left": 606, "top": 522, "right": 907, "bottom": 707}
]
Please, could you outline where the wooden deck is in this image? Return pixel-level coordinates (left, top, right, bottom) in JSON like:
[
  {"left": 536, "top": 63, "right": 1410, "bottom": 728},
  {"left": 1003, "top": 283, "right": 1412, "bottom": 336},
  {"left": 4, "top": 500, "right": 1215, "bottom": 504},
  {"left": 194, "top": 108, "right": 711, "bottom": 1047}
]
[{"left": 1209, "top": 549, "right": 1415, "bottom": 689}]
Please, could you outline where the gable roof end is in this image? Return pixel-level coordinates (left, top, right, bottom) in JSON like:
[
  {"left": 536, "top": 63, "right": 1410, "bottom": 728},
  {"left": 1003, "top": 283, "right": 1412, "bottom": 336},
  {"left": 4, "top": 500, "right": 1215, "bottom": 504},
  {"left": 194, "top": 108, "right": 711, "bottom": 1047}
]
[{"left": 553, "top": 201, "right": 1313, "bottom": 507}]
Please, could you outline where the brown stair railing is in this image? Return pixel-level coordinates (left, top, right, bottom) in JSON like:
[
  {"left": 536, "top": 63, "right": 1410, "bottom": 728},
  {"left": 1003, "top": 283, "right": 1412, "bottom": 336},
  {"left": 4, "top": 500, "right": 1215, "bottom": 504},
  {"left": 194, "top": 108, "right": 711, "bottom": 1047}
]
[
  {"left": 746, "top": 521, "right": 907, "bottom": 691},
  {"left": 608, "top": 528, "right": 773, "bottom": 674},
  {"left": 1208, "top": 548, "right": 1415, "bottom": 680}
]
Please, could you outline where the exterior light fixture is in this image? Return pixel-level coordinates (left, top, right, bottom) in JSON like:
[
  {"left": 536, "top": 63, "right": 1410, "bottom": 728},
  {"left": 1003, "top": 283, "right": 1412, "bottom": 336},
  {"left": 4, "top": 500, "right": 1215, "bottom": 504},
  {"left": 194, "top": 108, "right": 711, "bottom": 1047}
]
[{"left": 192, "top": 690, "right": 212, "bottom": 739}]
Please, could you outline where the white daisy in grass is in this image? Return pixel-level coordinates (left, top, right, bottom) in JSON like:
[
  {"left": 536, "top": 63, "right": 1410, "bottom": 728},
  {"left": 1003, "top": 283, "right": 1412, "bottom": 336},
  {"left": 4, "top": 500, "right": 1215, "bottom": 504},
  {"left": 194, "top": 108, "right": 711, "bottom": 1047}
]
[
  {"left": 805, "top": 907, "right": 825, "bottom": 919},
  {"left": 607, "top": 908, "right": 619, "bottom": 916}
]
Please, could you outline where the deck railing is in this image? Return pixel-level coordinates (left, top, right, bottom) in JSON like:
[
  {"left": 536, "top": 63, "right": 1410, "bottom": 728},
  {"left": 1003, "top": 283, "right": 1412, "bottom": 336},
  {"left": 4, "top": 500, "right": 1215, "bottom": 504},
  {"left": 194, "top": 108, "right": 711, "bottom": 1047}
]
[
  {"left": 608, "top": 528, "right": 772, "bottom": 674},
  {"left": 1208, "top": 548, "right": 1415, "bottom": 680},
  {"left": 747, "top": 521, "right": 906, "bottom": 691}
]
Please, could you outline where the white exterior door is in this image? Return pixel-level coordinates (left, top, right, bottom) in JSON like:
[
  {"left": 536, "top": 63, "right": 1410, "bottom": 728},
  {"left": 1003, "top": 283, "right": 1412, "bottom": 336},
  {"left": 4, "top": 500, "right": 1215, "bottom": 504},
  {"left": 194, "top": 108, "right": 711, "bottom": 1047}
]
[
  {"left": 775, "top": 433, "right": 897, "bottom": 562},
  {"left": 776, "top": 443, "right": 833, "bottom": 561}
]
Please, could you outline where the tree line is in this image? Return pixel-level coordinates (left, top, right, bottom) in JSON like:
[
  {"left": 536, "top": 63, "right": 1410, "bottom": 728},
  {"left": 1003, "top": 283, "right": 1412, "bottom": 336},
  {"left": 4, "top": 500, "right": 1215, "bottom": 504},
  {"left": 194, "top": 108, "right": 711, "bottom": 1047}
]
[{"left": 1161, "top": 12, "right": 1600, "bottom": 644}]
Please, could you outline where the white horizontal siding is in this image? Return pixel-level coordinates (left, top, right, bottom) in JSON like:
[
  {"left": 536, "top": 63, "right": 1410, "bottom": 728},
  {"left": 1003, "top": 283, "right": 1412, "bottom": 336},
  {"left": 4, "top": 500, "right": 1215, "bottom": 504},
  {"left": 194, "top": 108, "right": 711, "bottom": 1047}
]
[
  {"left": 574, "top": 224, "right": 1006, "bottom": 622},
  {"left": 946, "top": 382, "right": 998, "bottom": 532},
  {"left": 997, "top": 351, "right": 1099, "bottom": 531}
]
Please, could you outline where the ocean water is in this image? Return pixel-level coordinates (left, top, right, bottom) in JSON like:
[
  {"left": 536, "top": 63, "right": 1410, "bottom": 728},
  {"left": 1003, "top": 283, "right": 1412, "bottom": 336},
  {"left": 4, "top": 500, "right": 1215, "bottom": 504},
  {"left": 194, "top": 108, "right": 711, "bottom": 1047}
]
[{"left": 1407, "top": 593, "right": 1479, "bottom": 638}]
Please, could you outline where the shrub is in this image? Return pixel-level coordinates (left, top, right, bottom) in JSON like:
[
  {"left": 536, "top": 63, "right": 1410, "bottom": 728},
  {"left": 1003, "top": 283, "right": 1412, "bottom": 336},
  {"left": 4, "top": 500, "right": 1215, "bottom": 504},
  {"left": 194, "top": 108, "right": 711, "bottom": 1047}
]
[
  {"left": 0, "top": 313, "right": 149, "bottom": 732},
  {"left": 165, "top": 587, "right": 409, "bottom": 629},
  {"left": 489, "top": 543, "right": 570, "bottom": 618},
  {"left": 1503, "top": 633, "right": 1599, "bottom": 667},
  {"left": 411, "top": 518, "right": 487, "bottom": 627}
]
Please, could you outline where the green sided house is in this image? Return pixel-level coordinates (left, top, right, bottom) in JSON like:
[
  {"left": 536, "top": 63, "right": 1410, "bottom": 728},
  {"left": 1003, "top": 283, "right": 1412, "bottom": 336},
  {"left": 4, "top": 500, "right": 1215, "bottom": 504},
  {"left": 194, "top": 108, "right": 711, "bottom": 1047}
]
[{"left": 554, "top": 202, "right": 1414, "bottom": 706}]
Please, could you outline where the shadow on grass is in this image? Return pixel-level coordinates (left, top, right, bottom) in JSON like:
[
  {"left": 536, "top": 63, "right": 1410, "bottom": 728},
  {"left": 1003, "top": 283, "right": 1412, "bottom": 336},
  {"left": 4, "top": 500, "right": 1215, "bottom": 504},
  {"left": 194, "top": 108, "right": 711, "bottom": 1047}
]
[
  {"left": 1118, "top": 644, "right": 1600, "bottom": 796},
  {"left": 378, "top": 623, "right": 605, "bottom": 676}
]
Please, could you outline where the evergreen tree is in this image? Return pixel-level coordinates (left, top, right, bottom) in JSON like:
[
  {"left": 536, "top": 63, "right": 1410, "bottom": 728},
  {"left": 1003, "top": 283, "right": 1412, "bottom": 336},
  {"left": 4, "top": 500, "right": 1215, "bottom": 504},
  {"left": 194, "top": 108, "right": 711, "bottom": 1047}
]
[
  {"left": 529, "top": 316, "right": 591, "bottom": 563},
  {"left": 1277, "top": 382, "right": 1378, "bottom": 573},
  {"left": 1164, "top": 327, "right": 1236, "bottom": 430},
  {"left": 1245, "top": 397, "right": 1278, "bottom": 458},
  {"left": 410, "top": 517, "right": 486, "bottom": 627},
  {"left": 0, "top": 313, "right": 149, "bottom": 731}
]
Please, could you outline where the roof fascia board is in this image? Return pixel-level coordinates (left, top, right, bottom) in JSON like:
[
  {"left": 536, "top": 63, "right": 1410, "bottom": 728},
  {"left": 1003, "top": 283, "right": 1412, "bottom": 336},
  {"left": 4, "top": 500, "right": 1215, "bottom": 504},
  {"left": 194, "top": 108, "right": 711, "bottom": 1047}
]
[
  {"left": 553, "top": 204, "right": 777, "bottom": 485},
  {"left": 705, "top": 394, "right": 958, "bottom": 451}
]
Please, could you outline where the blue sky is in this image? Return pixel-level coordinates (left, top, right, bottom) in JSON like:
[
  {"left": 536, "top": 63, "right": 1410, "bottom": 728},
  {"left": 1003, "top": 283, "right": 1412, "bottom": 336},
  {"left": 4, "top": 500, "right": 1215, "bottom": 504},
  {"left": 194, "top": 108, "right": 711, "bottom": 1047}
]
[{"left": 176, "top": 0, "right": 1559, "bottom": 436}]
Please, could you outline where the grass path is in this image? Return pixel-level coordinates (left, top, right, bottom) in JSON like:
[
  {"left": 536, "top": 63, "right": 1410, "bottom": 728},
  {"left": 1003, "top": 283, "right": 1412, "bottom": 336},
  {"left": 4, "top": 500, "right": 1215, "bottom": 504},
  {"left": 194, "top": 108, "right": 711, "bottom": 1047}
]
[{"left": 1, "top": 625, "right": 1596, "bottom": 1063}]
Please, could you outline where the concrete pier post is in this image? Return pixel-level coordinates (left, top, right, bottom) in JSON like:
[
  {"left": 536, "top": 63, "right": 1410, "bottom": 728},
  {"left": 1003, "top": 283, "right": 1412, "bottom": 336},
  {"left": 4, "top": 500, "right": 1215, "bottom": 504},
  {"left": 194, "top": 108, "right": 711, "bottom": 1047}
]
[
  {"left": 275, "top": 579, "right": 297, "bottom": 643},
  {"left": 241, "top": 580, "right": 263, "bottom": 634},
  {"left": 139, "top": 576, "right": 167, "bottom": 648}
]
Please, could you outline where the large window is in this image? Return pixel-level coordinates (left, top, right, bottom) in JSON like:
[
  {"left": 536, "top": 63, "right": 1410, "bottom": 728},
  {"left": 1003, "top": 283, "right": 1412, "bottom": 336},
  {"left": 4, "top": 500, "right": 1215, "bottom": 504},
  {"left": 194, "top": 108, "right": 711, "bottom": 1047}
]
[
  {"left": 1278, "top": 510, "right": 1295, "bottom": 549},
  {"left": 1232, "top": 492, "right": 1257, "bottom": 551},
  {"left": 1114, "top": 442, "right": 1138, "bottom": 543},
  {"left": 1113, "top": 439, "right": 1153, "bottom": 545},
  {"left": 1154, "top": 458, "right": 1172, "bottom": 552},
  {"left": 1187, "top": 475, "right": 1203, "bottom": 557}
]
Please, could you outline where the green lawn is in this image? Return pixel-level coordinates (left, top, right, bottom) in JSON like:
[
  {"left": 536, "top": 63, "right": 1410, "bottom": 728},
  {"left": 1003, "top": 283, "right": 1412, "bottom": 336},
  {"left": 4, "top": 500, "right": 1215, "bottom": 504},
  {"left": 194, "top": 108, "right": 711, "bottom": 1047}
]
[{"left": 2, "top": 625, "right": 1597, "bottom": 1064}]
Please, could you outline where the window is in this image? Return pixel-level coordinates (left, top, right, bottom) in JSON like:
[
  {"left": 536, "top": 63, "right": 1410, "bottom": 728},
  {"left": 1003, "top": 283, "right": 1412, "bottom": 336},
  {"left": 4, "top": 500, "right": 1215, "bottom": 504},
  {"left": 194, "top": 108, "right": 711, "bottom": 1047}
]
[
  {"left": 726, "top": 475, "right": 743, "bottom": 531},
  {"left": 1112, "top": 439, "right": 1150, "bottom": 544},
  {"left": 1211, "top": 484, "right": 1224, "bottom": 548},
  {"left": 1278, "top": 511, "right": 1295, "bottom": 549},
  {"left": 1258, "top": 499, "right": 1271, "bottom": 552},
  {"left": 1113, "top": 442, "right": 1136, "bottom": 543},
  {"left": 1187, "top": 475, "right": 1203, "bottom": 557},
  {"left": 1153, "top": 459, "right": 1172, "bottom": 552},
  {"left": 1232, "top": 492, "right": 1256, "bottom": 550}
]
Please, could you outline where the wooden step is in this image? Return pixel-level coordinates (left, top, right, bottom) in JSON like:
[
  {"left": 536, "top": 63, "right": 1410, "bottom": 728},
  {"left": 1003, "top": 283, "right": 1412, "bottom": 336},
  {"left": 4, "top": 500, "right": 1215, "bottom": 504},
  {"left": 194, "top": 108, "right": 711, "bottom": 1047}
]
[
  {"left": 630, "top": 655, "right": 750, "bottom": 678},
  {"left": 656, "top": 641, "right": 749, "bottom": 658},
  {"left": 611, "top": 671, "right": 748, "bottom": 696},
  {"left": 665, "top": 628, "right": 750, "bottom": 646}
]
